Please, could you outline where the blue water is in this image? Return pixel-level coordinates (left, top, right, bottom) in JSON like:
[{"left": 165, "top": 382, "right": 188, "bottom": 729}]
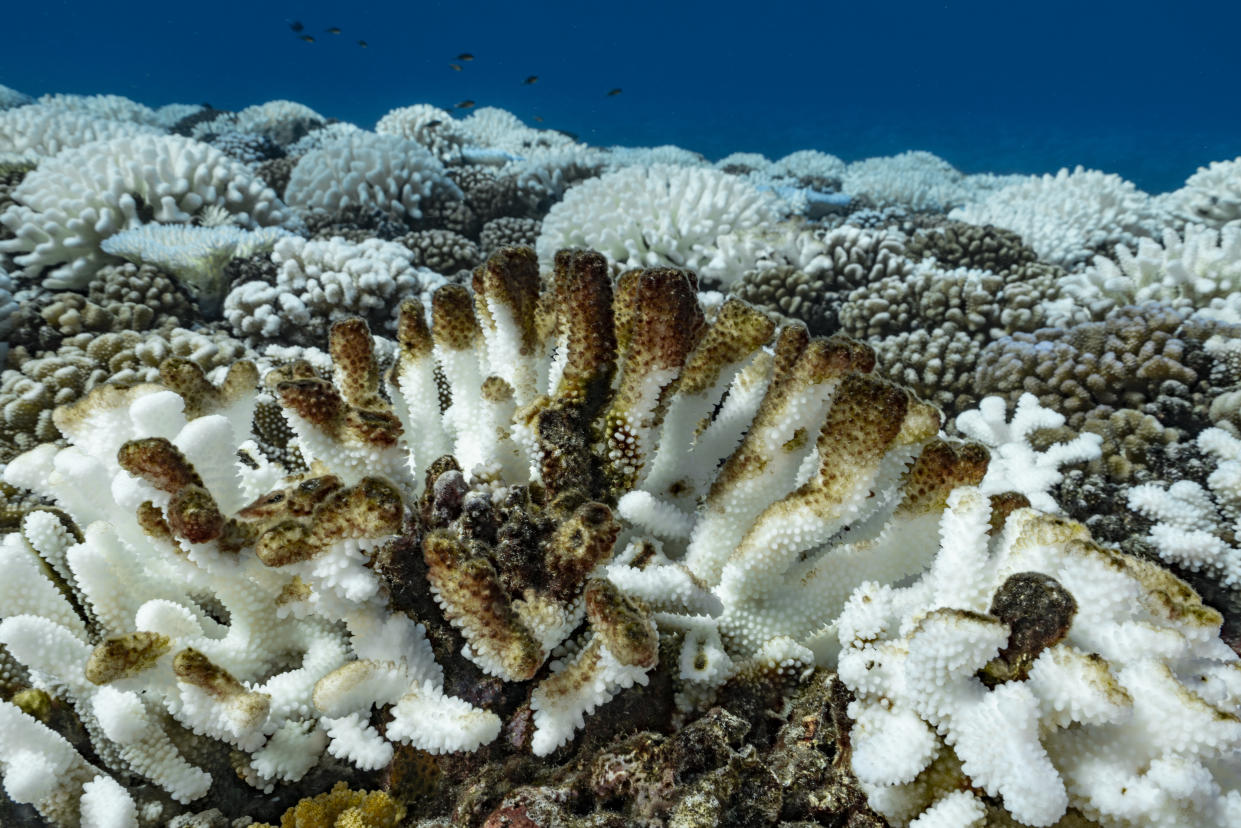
[{"left": 2, "top": 0, "right": 1237, "bottom": 192}]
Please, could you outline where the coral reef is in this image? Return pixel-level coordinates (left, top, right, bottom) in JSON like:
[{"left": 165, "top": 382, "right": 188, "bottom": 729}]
[{"left": 2, "top": 88, "right": 1241, "bottom": 828}]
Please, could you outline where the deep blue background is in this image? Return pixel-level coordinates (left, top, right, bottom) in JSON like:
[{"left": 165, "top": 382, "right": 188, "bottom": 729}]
[{"left": 2, "top": 1, "right": 1237, "bottom": 192}]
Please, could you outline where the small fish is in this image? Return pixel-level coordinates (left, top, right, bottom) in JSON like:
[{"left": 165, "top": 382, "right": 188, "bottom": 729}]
[
  {"left": 299, "top": 35, "right": 315, "bottom": 43},
  {"left": 357, "top": 40, "right": 368, "bottom": 48},
  {"left": 454, "top": 100, "right": 475, "bottom": 109},
  {"left": 325, "top": 27, "right": 342, "bottom": 35},
  {"left": 457, "top": 53, "right": 475, "bottom": 61},
  {"left": 606, "top": 88, "right": 622, "bottom": 96},
  {"left": 532, "top": 115, "right": 544, "bottom": 122},
  {"left": 449, "top": 63, "right": 463, "bottom": 71},
  {"left": 289, "top": 20, "right": 304, "bottom": 33},
  {"left": 523, "top": 75, "right": 538, "bottom": 85},
  {"left": 426, "top": 120, "right": 443, "bottom": 128}
]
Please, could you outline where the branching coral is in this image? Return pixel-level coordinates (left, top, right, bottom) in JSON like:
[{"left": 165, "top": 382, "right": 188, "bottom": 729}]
[
  {"left": 1165, "top": 157, "right": 1241, "bottom": 229},
  {"left": 0, "top": 134, "right": 294, "bottom": 288},
  {"left": 837, "top": 489, "right": 1241, "bottom": 827},
  {"left": 1128, "top": 427, "right": 1241, "bottom": 590},
  {"left": 2, "top": 238, "right": 1239, "bottom": 827},
  {"left": 0, "top": 104, "right": 164, "bottom": 159},
  {"left": 950, "top": 166, "right": 1168, "bottom": 268},
  {"left": 223, "top": 235, "right": 446, "bottom": 346},
  {"left": 536, "top": 164, "right": 782, "bottom": 279},
  {"left": 284, "top": 132, "right": 463, "bottom": 227},
  {"left": 1055, "top": 225, "right": 1241, "bottom": 323}
]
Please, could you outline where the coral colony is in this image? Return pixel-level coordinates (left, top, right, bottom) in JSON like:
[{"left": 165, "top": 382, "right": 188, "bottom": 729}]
[{"left": 0, "top": 88, "right": 1239, "bottom": 828}]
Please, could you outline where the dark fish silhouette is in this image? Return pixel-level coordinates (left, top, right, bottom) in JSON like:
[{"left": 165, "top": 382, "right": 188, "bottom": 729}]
[
  {"left": 523, "top": 75, "right": 538, "bottom": 85},
  {"left": 606, "top": 88, "right": 622, "bottom": 96},
  {"left": 357, "top": 40, "right": 368, "bottom": 48},
  {"left": 325, "top": 27, "right": 342, "bottom": 35},
  {"left": 299, "top": 35, "right": 315, "bottom": 43},
  {"left": 289, "top": 20, "right": 304, "bottom": 33},
  {"left": 532, "top": 116, "right": 544, "bottom": 122},
  {"left": 449, "top": 63, "right": 463, "bottom": 71},
  {"left": 455, "top": 100, "right": 475, "bottom": 109},
  {"left": 457, "top": 53, "right": 475, "bottom": 61},
  {"left": 426, "top": 120, "right": 443, "bottom": 128}
]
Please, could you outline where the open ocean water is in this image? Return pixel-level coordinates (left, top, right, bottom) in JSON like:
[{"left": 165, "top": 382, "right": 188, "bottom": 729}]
[{"left": 3, "top": 0, "right": 1238, "bottom": 191}]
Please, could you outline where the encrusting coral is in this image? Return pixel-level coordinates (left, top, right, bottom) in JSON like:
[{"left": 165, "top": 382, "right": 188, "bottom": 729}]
[{"left": 0, "top": 245, "right": 1238, "bottom": 828}]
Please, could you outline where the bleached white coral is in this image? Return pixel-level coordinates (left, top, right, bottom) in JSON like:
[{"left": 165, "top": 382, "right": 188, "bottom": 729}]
[
  {"left": 0, "top": 377, "right": 497, "bottom": 806},
  {"left": 0, "top": 267, "right": 16, "bottom": 360},
  {"left": 1128, "top": 427, "right": 1241, "bottom": 588},
  {"left": 771, "top": 149, "right": 847, "bottom": 182},
  {"left": 0, "top": 104, "right": 163, "bottom": 158},
  {"left": 954, "top": 393, "right": 1102, "bottom": 513},
  {"left": 151, "top": 103, "right": 205, "bottom": 129},
  {"left": 950, "top": 166, "right": 1167, "bottom": 268},
  {"left": 536, "top": 163, "right": 782, "bottom": 278},
  {"left": 1056, "top": 224, "right": 1241, "bottom": 322},
  {"left": 0, "top": 134, "right": 294, "bottom": 288},
  {"left": 35, "top": 93, "right": 161, "bottom": 126},
  {"left": 714, "top": 151, "right": 772, "bottom": 173},
  {"left": 458, "top": 106, "right": 577, "bottom": 158},
  {"left": 842, "top": 151, "right": 975, "bottom": 212},
  {"left": 286, "top": 121, "right": 364, "bottom": 156},
  {"left": 1165, "top": 157, "right": 1241, "bottom": 229},
  {"left": 223, "top": 235, "right": 445, "bottom": 343},
  {"left": 101, "top": 224, "right": 294, "bottom": 316},
  {"left": 838, "top": 487, "right": 1241, "bottom": 828},
  {"left": 602, "top": 144, "right": 709, "bottom": 169},
  {"left": 375, "top": 103, "right": 472, "bottom": 163},
  {"left": 284, "top": 131, "right": 462, "bottom": 221},
  {"left": 0, "top": 84, "right": 31, "bottom": 110},
  {"left": 223, "top": 100, "right": 325, "bottom": 143}
]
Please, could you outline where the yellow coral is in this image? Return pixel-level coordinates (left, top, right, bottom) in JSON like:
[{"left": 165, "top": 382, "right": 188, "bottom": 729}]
[{"left": 253, "top": 781, "right": 405, "bottom": 828}]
